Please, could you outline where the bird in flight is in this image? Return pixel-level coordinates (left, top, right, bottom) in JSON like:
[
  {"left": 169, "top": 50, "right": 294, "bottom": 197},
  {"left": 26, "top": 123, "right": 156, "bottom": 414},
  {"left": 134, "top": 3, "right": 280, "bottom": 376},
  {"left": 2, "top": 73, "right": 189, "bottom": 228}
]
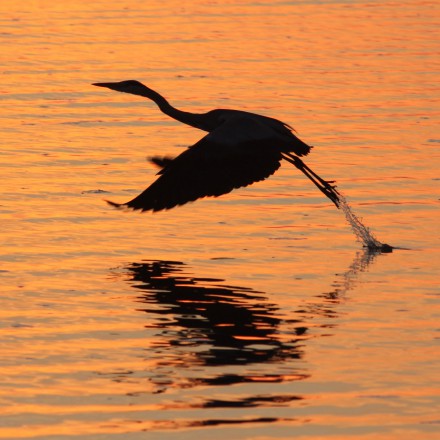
[{"left": 93, "top": 80, "right": 340, "bottom": 212}]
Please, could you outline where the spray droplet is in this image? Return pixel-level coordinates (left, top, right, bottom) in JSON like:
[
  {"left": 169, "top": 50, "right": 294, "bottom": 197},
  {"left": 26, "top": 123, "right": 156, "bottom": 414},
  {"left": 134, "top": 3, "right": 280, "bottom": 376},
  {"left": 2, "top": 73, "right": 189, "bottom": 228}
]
[{"left": 337, "top": 193, "right": 393, "bottom": 253}]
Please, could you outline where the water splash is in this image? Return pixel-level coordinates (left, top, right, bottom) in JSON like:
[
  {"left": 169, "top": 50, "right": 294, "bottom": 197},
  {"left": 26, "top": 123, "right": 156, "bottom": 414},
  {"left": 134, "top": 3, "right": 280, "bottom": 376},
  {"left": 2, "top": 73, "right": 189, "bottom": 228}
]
[{"left": 337, "top": 192, "right": 393, "bottom": 253}]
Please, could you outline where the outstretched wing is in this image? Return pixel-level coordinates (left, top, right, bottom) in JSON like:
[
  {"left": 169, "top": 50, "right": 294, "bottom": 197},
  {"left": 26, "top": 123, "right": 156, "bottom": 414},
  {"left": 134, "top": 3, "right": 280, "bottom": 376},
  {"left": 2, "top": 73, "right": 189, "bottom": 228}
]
[{"left": 107, "top": 116, "right": 287, "bottom": 212}]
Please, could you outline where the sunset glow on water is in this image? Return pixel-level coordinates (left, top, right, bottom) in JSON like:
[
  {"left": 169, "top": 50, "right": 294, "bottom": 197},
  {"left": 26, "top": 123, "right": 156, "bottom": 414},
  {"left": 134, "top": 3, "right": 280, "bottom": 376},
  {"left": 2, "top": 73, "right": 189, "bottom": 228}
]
[{"left": 0, "top": 1, "right": 439, "bottom": 439}]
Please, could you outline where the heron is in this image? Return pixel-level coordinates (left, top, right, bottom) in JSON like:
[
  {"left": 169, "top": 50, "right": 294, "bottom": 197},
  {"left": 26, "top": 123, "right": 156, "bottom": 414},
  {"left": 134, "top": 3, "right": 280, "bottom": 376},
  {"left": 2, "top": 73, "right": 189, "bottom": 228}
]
[{"left": 92, "top": 80, "right": 340, "bottom": 212}]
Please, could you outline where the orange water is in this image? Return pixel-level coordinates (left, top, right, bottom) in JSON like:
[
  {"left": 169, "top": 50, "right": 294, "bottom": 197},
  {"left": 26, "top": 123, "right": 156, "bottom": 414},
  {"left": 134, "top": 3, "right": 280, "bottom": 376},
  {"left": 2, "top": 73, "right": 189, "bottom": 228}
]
[{"left": 0, "top": 1, "right": 439, "bottom": 439}]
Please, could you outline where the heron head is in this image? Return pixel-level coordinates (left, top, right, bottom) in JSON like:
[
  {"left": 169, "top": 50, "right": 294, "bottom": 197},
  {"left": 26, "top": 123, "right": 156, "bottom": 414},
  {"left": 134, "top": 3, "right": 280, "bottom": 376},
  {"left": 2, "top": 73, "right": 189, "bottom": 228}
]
[{"left": 92, "top": 80, "right": 154, "bottom": 98}]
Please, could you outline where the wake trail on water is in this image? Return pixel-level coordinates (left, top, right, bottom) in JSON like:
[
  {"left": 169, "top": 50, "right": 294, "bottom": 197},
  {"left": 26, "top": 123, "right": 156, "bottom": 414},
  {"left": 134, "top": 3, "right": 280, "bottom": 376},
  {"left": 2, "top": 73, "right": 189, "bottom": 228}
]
[
  {"left": 287, "top": 155, "right": 392, "bottom": 252},
  {"left": 336, "top": 191, "right": 393, "bottom": 253}
]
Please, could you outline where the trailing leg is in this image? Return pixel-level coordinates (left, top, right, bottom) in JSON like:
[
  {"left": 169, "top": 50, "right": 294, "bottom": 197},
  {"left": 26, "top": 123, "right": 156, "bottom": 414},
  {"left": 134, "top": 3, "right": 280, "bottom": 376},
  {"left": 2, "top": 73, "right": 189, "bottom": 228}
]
[{"left": 282, "top": 152, "right": 340, "bottom": 208}]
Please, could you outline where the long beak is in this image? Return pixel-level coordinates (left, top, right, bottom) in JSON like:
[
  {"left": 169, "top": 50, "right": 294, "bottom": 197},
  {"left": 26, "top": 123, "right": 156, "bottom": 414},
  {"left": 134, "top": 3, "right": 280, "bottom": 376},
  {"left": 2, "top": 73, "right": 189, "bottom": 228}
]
[{"left": 92, "top": 82, "right": 118, "bottom": 89}]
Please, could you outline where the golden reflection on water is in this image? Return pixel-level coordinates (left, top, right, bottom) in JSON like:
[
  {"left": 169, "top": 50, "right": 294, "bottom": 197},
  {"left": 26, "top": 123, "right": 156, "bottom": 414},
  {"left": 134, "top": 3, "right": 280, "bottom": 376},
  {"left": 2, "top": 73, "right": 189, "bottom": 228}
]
[
  {"left": 123, "top": 249, "right": 377, "bottom": 392},
  {"left": 0, "top": 0, "right": 439, "bottom": 439}
]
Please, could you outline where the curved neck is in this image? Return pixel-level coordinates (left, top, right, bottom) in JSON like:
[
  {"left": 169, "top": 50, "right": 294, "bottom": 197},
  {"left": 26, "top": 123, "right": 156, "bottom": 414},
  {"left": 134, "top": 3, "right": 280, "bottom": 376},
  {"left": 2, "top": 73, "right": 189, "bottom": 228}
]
[{"left": 141, "top": 87, "right": 209, "bottom": 131}]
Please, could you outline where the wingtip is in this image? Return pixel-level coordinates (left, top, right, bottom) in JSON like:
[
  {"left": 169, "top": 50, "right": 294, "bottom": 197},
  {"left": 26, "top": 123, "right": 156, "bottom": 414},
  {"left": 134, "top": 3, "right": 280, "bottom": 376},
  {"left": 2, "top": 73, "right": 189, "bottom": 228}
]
[
  {"left": 148, "top": 155, "right": 174, "bottom": 170},
  {"left": 105, "top": 199, "right": 151, "bottom": 213},
  {"left": 105, "top": 199, "right": 123, "bottom": 209}
]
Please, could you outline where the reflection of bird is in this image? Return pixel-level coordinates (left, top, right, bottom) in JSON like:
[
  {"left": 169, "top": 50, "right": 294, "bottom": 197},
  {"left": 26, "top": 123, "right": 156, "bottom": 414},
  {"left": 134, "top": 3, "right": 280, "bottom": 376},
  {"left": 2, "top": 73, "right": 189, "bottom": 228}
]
[
  {"left": 128, "top": 260, "right": 303, "bottom": 369},
  {"left": 93, "top": 80, "right": 340, "bottom": 212}
]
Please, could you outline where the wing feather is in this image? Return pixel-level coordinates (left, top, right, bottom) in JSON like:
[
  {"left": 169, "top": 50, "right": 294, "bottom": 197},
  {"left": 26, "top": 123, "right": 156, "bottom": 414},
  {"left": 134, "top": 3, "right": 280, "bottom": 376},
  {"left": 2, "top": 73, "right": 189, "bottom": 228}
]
[{"left": 108, "top": 116, "right": 288, "bottom": 212}]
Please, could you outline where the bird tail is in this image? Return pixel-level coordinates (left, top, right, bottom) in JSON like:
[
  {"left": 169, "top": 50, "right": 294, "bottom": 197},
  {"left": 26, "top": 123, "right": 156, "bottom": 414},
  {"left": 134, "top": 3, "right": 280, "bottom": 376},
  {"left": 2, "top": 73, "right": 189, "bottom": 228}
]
[{"left": 292, "top": 136, "right": 313, "bottom": 157}]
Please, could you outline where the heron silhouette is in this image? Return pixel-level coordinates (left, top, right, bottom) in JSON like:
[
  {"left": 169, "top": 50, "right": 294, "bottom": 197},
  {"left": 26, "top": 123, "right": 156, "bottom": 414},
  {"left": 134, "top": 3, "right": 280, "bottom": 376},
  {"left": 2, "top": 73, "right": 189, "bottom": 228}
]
[{"left": 93, "top": 80, "right": 340, "bottom": 212}]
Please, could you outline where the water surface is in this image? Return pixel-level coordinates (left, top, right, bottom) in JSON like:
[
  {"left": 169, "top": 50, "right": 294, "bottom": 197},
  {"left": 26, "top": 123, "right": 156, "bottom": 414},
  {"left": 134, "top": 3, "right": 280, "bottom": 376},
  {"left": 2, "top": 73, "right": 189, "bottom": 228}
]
[{"left": 0, "top": 1, "right": 439, "bottom": 439}]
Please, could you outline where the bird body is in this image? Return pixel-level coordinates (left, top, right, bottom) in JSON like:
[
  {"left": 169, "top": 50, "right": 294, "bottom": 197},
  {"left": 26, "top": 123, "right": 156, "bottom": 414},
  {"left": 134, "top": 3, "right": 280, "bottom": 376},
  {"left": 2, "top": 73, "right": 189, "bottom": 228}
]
[{"left": 93, "top": 80, "right": 340, "bottom": 212}]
